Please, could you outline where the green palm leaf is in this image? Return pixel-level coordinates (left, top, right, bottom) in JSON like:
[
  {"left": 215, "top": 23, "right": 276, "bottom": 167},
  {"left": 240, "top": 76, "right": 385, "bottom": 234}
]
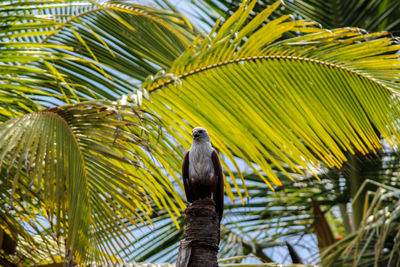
[
  {"left": 36, "top": 1, "right": 195, "bottom": 101},
  {"left": 0, "top": 102, "right": 183, "bottom": 264},
  {"left": 321, "top": 180, "right": 400, "bottom": 266},
  {"left": 139, "top": 0, "right": 400, "bottom": 199},
  {"left": 285, "top": 0, "right": 400, "bottom": 31},
  {"left": 0, "top": 1, "right": 79, "bottom": 118},
  {"left": 188, "top": 0, "right": 400, "bottom": 33},
  {"left": 1, "top": 1, "right": 196, "bottom": 107}
]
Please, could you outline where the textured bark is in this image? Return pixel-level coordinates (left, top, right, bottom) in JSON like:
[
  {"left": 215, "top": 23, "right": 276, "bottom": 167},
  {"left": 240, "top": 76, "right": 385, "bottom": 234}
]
[{"left": 176, "top": 198, "right": 219, "bottom": 267}]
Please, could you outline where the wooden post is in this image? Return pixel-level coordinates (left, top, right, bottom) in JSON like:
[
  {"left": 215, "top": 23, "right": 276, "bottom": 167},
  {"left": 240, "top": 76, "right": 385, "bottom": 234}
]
[{"left": 176, "top": 198, "right": 219, "bottom": 267}]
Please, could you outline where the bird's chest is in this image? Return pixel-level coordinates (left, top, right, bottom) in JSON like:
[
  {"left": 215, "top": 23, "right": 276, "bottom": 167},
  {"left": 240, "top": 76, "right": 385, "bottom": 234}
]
[{"left": 189, "top": 146, "right": 215, "bottom": 183}]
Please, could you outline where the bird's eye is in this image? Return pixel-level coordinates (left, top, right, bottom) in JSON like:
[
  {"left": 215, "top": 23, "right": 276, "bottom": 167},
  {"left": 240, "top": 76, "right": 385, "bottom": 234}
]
[{"left": 199, "top": 130, "right": 203, "bottom": 133}]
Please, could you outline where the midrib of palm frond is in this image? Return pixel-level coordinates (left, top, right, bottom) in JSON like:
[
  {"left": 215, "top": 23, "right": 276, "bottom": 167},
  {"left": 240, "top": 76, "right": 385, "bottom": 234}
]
[{"left": 147, "top": 54, "right": 396, "bottom": 93}]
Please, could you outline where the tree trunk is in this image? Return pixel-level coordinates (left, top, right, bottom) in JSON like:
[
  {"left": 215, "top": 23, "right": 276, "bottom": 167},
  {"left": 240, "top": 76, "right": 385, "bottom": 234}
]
[
  {"left": 176, "top": 198, "right": 219, "bottom": 267},
  {"left": 346, "top": 153, "right": 381, "bottom": 230}
]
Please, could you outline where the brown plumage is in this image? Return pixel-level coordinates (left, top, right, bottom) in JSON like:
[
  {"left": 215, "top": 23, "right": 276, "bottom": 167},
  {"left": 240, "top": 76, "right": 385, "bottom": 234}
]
[{"left": 182, "top": 127, "right": 224, "bottom": 222}]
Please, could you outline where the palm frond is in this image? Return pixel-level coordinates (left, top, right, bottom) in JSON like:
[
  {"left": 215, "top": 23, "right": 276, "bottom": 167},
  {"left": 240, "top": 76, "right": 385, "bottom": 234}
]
[
  {"left": 38, "top": 1, "right": 196, "bottom": 102},
  {"left": 186, "top": 0, "right": 290, "bottom": 31},
  {"left": 321, "top": 180, "right": 400, "bottom": 266},
  {"left": 125, "top": 210, "right": 185, "bottom": 262},
  {"left": 0, "top": 1, "right": 80, "bottom": 118},
  {"left": 140, "top": 0, "right": 400, "bottom": 197},
  {"left": 186, "top": 0, "right": 400, "bottom": 33},
  {"left": 1, "top": 1, "right": 196, "bottom": 108},
  {"left": 0, "top": 101, "right": 183, "bottom": 264},
  {"left": 285, "top": 0, "right": 400, "bottom": 32}
]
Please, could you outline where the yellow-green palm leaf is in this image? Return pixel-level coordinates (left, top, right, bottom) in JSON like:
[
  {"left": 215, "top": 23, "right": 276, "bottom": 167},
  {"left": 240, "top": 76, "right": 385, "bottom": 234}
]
[
  {"left": 141, "top": 0, "right": 400, "bottom": 200},
  {"left": 0, "top": 102, "right": 183, "bottom": 264}
]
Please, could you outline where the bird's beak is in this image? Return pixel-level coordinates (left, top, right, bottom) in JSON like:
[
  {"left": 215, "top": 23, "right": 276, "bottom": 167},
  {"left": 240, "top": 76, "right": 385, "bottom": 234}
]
[{"left": 193, "top": 133, "right": 200, "bottom": 138}]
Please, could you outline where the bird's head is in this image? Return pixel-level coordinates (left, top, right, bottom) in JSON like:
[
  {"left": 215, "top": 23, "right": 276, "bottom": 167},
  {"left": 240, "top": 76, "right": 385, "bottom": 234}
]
[{"left": 192, "top": 127, "right": 210, "bottom": 143}]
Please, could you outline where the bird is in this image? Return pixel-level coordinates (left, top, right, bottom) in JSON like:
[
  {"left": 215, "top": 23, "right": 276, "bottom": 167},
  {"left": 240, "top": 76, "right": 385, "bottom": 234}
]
[{"left": 182, "top": 127, "right": 224, "bottom": 222}]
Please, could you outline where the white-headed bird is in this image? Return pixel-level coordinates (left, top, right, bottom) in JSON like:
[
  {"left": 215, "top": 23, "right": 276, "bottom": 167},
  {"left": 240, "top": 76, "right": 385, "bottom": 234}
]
[{"left": 182, "top": 127, "right": 224, "bottom": 222}]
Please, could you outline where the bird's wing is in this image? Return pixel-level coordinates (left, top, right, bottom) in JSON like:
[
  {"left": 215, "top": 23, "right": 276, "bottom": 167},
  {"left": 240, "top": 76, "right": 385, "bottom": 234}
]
[
  {"left": 182, "top": 151, "right": 194, "bottom": 202},
  {"left": 212, "top": 149, "right": 224, "bottom": 221}
]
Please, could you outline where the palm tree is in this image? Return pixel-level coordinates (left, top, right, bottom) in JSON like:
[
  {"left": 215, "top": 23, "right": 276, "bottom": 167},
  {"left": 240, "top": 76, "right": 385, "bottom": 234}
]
[{"left": 1, "top": 0, "right": 400, "bottom": 266}]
